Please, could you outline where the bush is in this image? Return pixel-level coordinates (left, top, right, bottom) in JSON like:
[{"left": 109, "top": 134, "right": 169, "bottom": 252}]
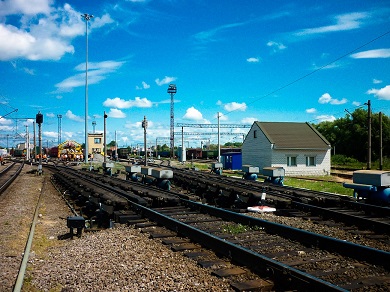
[{"left": 331, "top": 155, "right": 364, "bottom": 169}]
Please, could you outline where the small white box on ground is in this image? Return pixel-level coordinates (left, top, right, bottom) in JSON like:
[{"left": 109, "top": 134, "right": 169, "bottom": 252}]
[
  {"left": 102, "top": 162, "right": 114, "bottom": 168},
  {"left": 242, "top": 165, "right": 259, "bottom": 173},
  {"left": 263, "top": 167, "right": 285, "bottom": 177},
  {"left": 151, "top": 168, "right": 173, "bottom": 179},
  {"left": 141, "top": 166, "right": 153, "bottom": 175},
  {"left": 353, "top": 170, "right": 390, "bottom": 187},
  {"left": 125, "top": 165, "right": 141, "bottom": 173},
  {"left": 212, "top": 162, "right": 223, "bottom": 168}
]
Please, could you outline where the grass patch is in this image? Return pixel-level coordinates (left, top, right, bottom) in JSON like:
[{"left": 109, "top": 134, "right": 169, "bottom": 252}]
[{"left": 284, "top": 177, "right": 353, "bottom": 197}]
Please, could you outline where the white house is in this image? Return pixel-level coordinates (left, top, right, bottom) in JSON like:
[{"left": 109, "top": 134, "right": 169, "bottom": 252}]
[{"left": 242, "top": 122, "right": 331, "bottom": 176}]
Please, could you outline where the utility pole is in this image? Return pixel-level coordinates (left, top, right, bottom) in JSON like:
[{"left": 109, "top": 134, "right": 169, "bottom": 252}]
[
  {"left": 103, "top": 111, "right": 107, "bottom": 163},
  {"left": 33, "top": 121, "right": 36, "bottom": 161},
  {"left": 380, "top": 111, "right": 383, "bottom": 170},
  {"left": 167, "top": 84, "right": 177, "bottom": 159},
  {"left": 25, "top": 125, "right": 29, "bottom": 161},
  {"left": 367, "top": 100, "right": 371, "bottom": 170},
  {"left": 142, "top": 116, "right": 148, "bottom": 166},
  {"left": 217, "top": 112, "right": 221, "bottom": 162},
  {"left": 115, "top": 130, "right": 117, "bottom": 161}
]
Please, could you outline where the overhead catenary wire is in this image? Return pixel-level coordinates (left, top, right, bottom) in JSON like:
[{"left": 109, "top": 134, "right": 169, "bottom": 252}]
[{"left": 214, "top": 28, "right": 390, "bottom": 122}]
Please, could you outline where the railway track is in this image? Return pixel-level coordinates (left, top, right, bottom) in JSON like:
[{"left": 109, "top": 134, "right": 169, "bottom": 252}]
[
  {"left": 169, "top": 167, "right": 390, "bottom": 239},
  {"left": 0, "top": 162, "right": 24, "bottom": 194},
  {"left": 46, "top": 164, "right": 390, "bottom": 291},
  {"left": 130, "top": 200, "right": 390, "bottom": 291}
]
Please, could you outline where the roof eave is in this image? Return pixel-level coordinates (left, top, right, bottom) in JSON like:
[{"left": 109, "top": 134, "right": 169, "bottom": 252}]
[{"left": 273, "top": 146, "right": 331, "bottom": 150}]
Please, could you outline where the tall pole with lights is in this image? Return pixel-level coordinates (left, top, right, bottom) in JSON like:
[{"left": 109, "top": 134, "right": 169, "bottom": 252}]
[
  {"left": 57, "top": 114, "right": 62, "bottom": 145},
  {"left": 81, "top": 13, "right": 94, "bottom": 163},
  {"left": 167, "top": 84, "right": 177, "bottom": 159}
]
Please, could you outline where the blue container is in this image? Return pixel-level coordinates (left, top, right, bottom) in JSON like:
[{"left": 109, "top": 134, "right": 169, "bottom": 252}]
[{"left": 221, "top": 152, "right": 242, "bottom": 170}]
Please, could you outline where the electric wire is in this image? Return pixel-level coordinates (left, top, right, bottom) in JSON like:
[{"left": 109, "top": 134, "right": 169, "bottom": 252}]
[{"left": 214, "top": 29, "right": 390, "bottom": 122}]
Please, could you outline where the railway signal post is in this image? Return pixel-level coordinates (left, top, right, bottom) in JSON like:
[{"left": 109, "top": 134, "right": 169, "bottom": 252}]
[{"left": 36, "top": 112, "right": 43, "bottom": 175}]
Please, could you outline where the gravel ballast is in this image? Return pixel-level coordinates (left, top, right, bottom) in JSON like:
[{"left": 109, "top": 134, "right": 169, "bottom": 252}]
[{"left": 0, "top": 166, "right": 232, "bottom": 292}]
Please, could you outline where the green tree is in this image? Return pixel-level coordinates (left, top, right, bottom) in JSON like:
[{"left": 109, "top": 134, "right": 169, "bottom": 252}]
[
  {"left": 314, "top": 108, "right": 390, "bottom": 162},
  {"left": 107, "top": 140, "right": 117, "bottom": 147}
]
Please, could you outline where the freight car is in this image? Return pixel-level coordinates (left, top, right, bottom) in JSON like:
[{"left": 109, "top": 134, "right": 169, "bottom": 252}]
[
  {"left": 12, "top": 149, "right": 26, "bottom": 157},
  {"left": 117, "top": 147, "right": 130, "bottom": 159}
]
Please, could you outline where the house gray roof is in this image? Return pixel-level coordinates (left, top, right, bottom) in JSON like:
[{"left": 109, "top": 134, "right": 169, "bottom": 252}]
[{"left": 254, "top": 121, "right": 331, "bottom": 150}]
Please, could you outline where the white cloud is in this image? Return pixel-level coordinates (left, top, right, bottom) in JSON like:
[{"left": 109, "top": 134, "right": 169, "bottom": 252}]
[
  {"left": 350, "top": 49, "right": 390, "bottom": 59},
  {"left": 0, "top": 125, "right": 13, "bottom": 131},
  {"left": 43, "top": 131, "right": 58, "bottom": 138},
  {"left": 65, "top": 110, "right": 83, "bottom": 122},
  {"left": 246, "top": 57, "right": 260, "bottom": 63},
  {"left": 241, "top": 117, "right": 256, "bottom": 124},
  {"left": 0, "top": 3, "right": 113, "bottom": 61},
  {"left": 295, "top": 12, "right": 368, "bottom": 36},
  {"left": 46, "top": 113, "right": 55, "bottom": 118},
  {"left": 92, "top": 13, "right": 115, "bottom": 29},
  {"left": 0, "top": 0, "right": 51, "bottom": 16},
  {"left": 311, "top": 62, "right": 342, "bottom": 70},
  {"left": 318, "top": 93, "right": 347, "bottom": 105},
  {"left": 216, "top": 100, "right": 223, "bottom": 106},
  {"left": 306, "top": 108, "right": 317, "bottom": 113},
  {"left": 367, "top": 85, "right": 390, "bottom": 100},
  {"left": 108, "top": 108, "right": 126, "bottom": 118},
  {"left": 224, "top": 102, "right": 247, "bottom": 112},
  {"left": 183, "top": 107, "right": 203, "bottom": 120},
  {"left": 267, "top": 41, "right": 286, "bottom": 52},
  {"left": 155, "top": 76, "right": 177, "bottom": 86},
  {"left": 63, "top": 131, "right": 74, "bottom": 139},
  {"left": 103, "top": 97, "right": 153, "bottom": 109},
  {"left": 316, "top": 115, "right": 336, "bottom": 122},
  {"left": 55, "top": 60, "right": 125, "bottom": 92},
  {"left": 0, "top": 117, "right": 12, "bottom": 125},
  {"left": 352, "top": 101, "right": 361, "bottom": 106},
  {"left": 193, "top": 21, "right": 248, "bottom": 44},
  {"left": 136, "top": 81, "right": 150, "bottom": 90},
  {"left": 373, "top": 79, "right": 382, "bottom": 84},
  {"left": 0, "top": 23, "right": 74, "bottom": 61}
]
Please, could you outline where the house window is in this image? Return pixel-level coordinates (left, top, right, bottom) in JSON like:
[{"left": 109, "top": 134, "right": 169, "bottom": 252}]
[
  {"left": 306, "top": 156, "right": 316, "bottom": 166},
  {"left": 94, "top": 138, "right": 101, "bottom": 144},
  {"left": 287, "top": 156, "right": 297, "bottom": 166},
  {"left": 254, "top": 130, "right": 257, "bottom": 138}
]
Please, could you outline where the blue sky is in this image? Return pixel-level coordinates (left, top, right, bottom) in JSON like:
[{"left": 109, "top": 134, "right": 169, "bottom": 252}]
[{"left": 1, "top": 0, "right": 390, "bottom": 149}]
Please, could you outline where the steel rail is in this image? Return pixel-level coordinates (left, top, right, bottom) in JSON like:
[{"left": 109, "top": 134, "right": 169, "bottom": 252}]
[
  {"left": 13, "top": 175, "right": 44, "bottom": 292},
  {"left": 0, "top": 162, "right": 24, "bottom": 194},
  {"left": 291, "top": 200, "right": 390, "bottom": 233}
]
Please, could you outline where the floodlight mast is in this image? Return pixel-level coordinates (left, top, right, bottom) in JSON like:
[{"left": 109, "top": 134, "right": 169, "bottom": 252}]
[
  {"left": 167, "top": 84, "right": 177, "bottom": 158},
  {"left": 81, "top": 13, "right": 94, "bottom": 163}
]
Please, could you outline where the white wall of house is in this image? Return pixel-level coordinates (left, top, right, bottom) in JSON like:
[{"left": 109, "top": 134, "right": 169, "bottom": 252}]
[
  {"left": 270, "top": 149, "right": 331, "bottom": 176},
  {"left": 242, "top": 124, "right": 272, "bottom": 169}
]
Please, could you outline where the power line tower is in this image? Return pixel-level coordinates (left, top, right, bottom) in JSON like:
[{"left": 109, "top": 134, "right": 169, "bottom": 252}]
[
  {"left": 57, "top": 114, "right": 62, "bottom": 145},
  {"left": 167, "top": 84, "right": 177, "bottom": 158}
]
